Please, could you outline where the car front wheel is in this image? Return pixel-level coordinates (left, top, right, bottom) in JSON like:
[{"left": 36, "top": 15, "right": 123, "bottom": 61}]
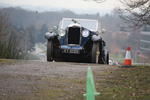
[
  {"left": 47, "top": 40, "right": 53, "bottom": 61},
  {"left": 91, "top": 42, "right": 99, "bottom": 63}
]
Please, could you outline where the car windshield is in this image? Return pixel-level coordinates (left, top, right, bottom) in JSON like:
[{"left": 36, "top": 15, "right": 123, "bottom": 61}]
[{"left": 60, "top": 18, "right": 98, "bottom": 32}]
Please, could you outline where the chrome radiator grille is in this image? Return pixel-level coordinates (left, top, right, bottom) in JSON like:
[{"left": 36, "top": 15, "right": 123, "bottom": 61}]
[{"left": 68, "top": 27, "right": 80, "bottom": 44}]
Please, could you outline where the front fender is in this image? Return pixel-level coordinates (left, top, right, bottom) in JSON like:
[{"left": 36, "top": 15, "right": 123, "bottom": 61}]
[
  {"left": 92, "top": 35, "right": 102, "bottom": 42},
  {"left": 45, "top": 32, "right": 57, "bottom": 40}
]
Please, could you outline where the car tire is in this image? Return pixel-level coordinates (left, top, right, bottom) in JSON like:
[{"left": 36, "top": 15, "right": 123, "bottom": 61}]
[
  {"left": 106, "top": 52, "right": 109, "bottom": 64},
  {"left": 98, "top": 56, "right": 105, "bottom": 64},
  {"left": 99, "top": 51, "right": 109, "bottom": 64},
  {"left": 91, "top": 42, "right": 99, "bottom": 63},
  {"left": 47, "top": 40, "right": 53, "bottom": 61}
]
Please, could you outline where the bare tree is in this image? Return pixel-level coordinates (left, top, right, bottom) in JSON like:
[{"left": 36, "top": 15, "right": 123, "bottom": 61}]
[
  {"left": 0, "top": 12, "right": 10, "bottom": 42},
  {"left": 119, "top": 0, "right": 150, "bottom": 27}
]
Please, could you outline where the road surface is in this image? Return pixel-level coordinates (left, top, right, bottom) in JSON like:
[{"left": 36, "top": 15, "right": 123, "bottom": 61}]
[{"left": 0, "top": 60, "right": 116, "bottom": 100}]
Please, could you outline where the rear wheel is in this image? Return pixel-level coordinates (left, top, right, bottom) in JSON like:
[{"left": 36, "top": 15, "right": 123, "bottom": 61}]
[
  {"left": 98, "top": 55, "right": 105, "bottom": 64},
  {"left": 91, "top": 42, "right": 99, "bottom": 63},
  {"left": 47, "top": 40, "right": 53, "bottom": 61},
  {"left": 98, "top": 51, "right": 109, "bottom": 64},
  {"left": 106, "top": 52, "right": 109, "bottom": 64}
]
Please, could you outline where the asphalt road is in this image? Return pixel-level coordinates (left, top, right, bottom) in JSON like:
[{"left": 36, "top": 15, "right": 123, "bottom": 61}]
[{"left": 0, "top": 60, "right": 115, "bottom": 100}]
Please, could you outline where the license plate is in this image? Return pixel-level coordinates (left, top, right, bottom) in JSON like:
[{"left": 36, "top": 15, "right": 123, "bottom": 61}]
[{"left": 63, "top": 49, "right": 79, "bottom": 54}]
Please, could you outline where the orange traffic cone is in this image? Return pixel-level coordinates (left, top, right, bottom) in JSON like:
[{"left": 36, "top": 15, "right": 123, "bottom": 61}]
[{"left": 124, "top": 47, "right": 132, "bottom": 66}]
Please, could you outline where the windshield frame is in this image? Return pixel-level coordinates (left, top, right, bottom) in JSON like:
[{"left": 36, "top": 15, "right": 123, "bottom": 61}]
[{"left": 59, "top": 18, "right": 99, "bottom": 32}]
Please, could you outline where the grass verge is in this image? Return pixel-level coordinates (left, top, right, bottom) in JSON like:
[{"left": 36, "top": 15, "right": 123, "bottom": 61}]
[
  {"left": 0, "top": 59, "right": 16, "bottom": 63},
  {"left": 96, "top": 66, "right": 150, "bottom": 100}
]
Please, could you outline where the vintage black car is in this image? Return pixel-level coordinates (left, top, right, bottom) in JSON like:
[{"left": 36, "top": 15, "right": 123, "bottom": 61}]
[{"left": 45, "top": 18, "right": 109, "bottom": 64}]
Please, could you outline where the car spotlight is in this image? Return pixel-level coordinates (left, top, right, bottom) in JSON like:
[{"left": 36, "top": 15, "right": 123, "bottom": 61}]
[{"left": 60, "top": 29, "right": 66, "bottom": 36}]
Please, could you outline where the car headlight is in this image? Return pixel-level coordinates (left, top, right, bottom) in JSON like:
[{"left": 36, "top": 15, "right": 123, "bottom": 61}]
[
  {"left": 82, "top": 30, "right": 90, "bottom": 37},
  {"left": 60, "top": 29, "right": 66, "bottom": 36}
]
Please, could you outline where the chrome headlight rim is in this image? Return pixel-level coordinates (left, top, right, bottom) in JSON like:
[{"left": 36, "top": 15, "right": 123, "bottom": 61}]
[{"left": 82, "top": 30, "right": 90, "bottom": 37}]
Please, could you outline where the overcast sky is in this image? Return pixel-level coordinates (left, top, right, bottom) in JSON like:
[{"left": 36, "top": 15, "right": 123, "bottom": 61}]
[{"left": 0, "top": 0, "right": 121, "bottom": 14}]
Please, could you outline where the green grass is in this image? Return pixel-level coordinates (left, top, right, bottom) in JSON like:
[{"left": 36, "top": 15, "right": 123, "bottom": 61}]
[
  {"left": 96, "top": 66, "right": 150, "bottom": 100},
  {"left": 0, "top": 59, "right": 16, "bottom": 63}
]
